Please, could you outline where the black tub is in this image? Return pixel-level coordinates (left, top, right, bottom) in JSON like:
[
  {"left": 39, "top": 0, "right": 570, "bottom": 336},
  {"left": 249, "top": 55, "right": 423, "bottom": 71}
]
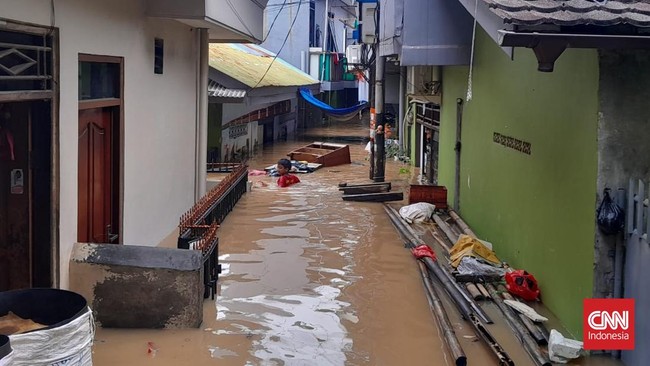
[
  {"left": 0, "top": 288, "right": 87, "bottom": 333},
  {"left": 0, "top": 335, "right": 10, "bottom": 360}
]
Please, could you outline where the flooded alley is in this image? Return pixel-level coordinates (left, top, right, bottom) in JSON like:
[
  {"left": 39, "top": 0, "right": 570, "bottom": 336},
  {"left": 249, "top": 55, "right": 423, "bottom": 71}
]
[
  {"left": 90, "top": 120, "right": 626, "bottom": 366},
  {"left": 91, "top": 120, "right": 452, "bottom": 365}
]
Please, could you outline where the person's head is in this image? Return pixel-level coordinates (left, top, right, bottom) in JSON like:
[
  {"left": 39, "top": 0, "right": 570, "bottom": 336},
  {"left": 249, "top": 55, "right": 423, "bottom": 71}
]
[{"left": 276, "top": 158, "right": 292, "bottom": 175}]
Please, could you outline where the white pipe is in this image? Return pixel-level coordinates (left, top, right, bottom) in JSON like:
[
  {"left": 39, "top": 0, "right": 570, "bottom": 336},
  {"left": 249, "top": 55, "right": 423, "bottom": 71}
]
[
  {"left": 420, "top": 124, "right": 424, "bottom": 182},
  {"left": 323, "top": 0, "right": 329, "bottom": 53},
  {"left": 196, "top": 28, "right": 209, "bottom": 200}
]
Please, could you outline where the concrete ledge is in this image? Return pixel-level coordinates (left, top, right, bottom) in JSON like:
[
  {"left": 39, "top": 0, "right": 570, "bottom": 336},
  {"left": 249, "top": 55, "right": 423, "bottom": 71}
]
[{"left": 69, "top": 243, "right": 204, "bottom": 329}]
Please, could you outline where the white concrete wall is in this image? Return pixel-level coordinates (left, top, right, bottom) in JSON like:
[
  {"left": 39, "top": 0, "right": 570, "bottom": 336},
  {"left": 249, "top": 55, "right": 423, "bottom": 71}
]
[
  {"left": 221, "top": 121, "right": 259, "bottom": 160},
  {"left": 0, "top": 0, "right": 198, "bottom": 288},
  {"left": 261, "top": 0, "right": 310, "bottom": 69}
]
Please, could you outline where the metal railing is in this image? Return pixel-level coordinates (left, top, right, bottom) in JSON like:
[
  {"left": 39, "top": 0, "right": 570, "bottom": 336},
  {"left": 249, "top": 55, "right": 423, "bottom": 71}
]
[{"left": 177, "top": 163, "right": 248, "bottom": 299}]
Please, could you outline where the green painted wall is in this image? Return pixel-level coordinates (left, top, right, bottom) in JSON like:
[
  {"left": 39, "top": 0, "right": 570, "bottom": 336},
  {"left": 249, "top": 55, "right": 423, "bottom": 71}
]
[{"left": 437, "top": 29, "right": 599, "bottom": 337}]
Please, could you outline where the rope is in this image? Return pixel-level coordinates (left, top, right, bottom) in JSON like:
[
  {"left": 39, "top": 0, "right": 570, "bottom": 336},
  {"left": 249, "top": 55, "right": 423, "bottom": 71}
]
[{"left": 466, "top": 0, "right": 479, "bottom": 102}]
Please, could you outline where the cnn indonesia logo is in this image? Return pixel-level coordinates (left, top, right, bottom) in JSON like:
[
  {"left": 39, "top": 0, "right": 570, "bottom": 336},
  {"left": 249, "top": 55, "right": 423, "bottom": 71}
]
[{"left": 583, "top": 298, "right": 635, "bottom": 350}]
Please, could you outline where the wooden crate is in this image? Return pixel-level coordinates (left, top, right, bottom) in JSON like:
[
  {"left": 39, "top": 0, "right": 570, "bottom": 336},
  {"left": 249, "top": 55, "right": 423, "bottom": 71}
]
[{"left": 409, "top": 185, "right": 448, "bottom": 209}]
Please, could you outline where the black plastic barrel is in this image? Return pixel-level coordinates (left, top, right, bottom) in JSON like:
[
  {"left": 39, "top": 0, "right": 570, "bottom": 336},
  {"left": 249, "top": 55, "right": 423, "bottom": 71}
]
[
  {"left": 0, "top": 335, "right": 10, "bottom": 361},
  {"left": 0, "top": 288, "right": 87, "bottom": 333}
]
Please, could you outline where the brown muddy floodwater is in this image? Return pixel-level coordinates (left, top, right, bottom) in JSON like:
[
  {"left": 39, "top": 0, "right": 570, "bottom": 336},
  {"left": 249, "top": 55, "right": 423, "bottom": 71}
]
[{"left": 92, "top": 120, "right": 622, "bottom": 366}]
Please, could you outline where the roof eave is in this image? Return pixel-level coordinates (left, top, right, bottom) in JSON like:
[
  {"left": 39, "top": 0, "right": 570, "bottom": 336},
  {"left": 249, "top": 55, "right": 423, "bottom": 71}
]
[
  {"left": 455, "top": 0, "right": 514, "bottom": 57},
  {"left": 498, "top": 29, "right": 650, "bottom": 71}
]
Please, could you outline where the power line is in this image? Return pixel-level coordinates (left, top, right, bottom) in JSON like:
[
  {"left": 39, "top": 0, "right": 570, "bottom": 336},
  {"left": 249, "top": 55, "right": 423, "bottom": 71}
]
[
  {"left": 263, "top": 0, "right": 288, "bottom": 43},
  {"left": 251, "top": 0, "right": 304, "bottom": 89}
]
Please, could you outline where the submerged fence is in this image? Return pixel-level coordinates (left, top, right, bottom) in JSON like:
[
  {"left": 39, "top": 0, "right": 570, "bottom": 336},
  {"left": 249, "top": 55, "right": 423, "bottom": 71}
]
[{"left": 178, "top": 163, "right": 248, "bottom": 299}]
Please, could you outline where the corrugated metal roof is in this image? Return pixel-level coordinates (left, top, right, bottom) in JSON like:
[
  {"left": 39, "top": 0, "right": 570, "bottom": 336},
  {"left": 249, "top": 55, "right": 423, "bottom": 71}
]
[
  {"left": 484, "top": 0, "right": 650, "bottom": 27},
  {"left": 207, "top": 79, "right": 247, "bottom": 99},
  {"left": 208, "top": 43, "right": 319, "bottom": 88}
]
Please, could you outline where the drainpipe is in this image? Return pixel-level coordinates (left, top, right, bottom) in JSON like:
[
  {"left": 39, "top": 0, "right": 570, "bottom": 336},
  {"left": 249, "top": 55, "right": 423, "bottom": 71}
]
[
  {"left": 195, "top": 28, "right": 209, "bottom": 201},
  {"left": 398, "top": 66, "right": 406, "bottom": 150},
  {"left": 454, "top": 98, "right": 464, "bottom": 211},
  {"left": 374, "top": 56, "right": 385, "bottom": 182},
  {"left": 614, "top": 188, "right": 626, "bottom": 299},
  {"left": 612, "top": 187, "right": 626, "bottom": 360}
]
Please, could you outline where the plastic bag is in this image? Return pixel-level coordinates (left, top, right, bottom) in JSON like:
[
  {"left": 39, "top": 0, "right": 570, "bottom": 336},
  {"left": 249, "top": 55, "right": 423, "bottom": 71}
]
[
  {"left": 411, "top": 245, "right": 437, "bottom": 260},
  {"left": 457, "top": 257, "right": 506, "bottom": 277},
  {"left": 505, "top": 270, "right": 540, "bottom": 301},
  {"left": 596, "top": 188, "right": 625, "bottom": 235}
]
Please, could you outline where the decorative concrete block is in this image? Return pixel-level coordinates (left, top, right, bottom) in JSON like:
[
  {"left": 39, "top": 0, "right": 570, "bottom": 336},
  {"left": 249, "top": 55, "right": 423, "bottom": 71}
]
[{"left": 69, "top": 242, "right": 204, "bottom": 328}]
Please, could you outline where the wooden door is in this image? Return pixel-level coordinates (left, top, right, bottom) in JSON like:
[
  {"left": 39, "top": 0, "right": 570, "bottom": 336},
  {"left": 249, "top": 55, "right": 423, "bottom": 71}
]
[{"left": 78, "top": 108, "right": 118, "bottom": 243}]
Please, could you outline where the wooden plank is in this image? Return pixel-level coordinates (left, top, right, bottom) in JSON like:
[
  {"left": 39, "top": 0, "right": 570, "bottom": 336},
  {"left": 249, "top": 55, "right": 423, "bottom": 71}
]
[
  {"left": 433, "top": 214, "right": 459, "bottom": 243},
  {"left": 0, "top": 91, "right": 52, "bottom": 102},
  {"left": 339, "top": 181, "right": 391, "bottom": 189},
  {"left": 342, "top": 191, "right": 403, "bottom": 202},
  {"left": 340, "top": 185, "right": 390, "bottom": 195},
  {"left": 499, "top": 285, "right": 548, "bottom": 345}
]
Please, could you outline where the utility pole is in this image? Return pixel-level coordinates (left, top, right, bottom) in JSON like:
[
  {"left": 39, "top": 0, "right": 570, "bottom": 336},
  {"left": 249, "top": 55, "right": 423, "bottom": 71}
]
[
  {"left": 368, "top": 66, "right": 375, "bottom": 180},
  {"left": 373, "top": 55, "right": 385, "bottom": 182}
]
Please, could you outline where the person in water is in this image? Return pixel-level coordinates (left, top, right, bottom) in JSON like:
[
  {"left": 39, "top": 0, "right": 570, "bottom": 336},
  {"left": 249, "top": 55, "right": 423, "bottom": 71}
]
[{"left": 276, "top": 158, "right": 300, "bottom": 187}]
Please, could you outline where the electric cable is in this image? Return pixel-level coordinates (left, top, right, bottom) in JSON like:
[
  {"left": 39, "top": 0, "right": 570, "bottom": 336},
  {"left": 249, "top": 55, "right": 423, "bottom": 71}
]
[
  {"left": 250, "top": 0, "right": 304, "bottom": 89},
  {"left": 262, "top": 0, "right": 289, "bottom": 43}
]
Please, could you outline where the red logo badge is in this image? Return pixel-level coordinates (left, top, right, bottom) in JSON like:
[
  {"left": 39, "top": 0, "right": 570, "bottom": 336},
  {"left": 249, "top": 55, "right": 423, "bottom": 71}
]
[{"left": 583, "top": 298, "right": 634, "bottom": 350}]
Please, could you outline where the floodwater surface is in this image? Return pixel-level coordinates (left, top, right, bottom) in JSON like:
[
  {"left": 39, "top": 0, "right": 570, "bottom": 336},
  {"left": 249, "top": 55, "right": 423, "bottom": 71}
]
[{"left": 92, "top": 120, "right": 622, "bottom": 366}]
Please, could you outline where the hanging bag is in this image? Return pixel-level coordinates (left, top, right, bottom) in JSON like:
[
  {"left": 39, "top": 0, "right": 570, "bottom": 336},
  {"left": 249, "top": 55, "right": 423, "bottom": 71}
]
[{"left": 596, "top": 188, "right": 625, "bottom": 235}]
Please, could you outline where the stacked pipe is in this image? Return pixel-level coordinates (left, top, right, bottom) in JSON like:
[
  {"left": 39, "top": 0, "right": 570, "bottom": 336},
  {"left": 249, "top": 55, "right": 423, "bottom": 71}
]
[
  {"left": 440, "top": 210, "right": 552, "bottom": 366},
  {"left": 383, "top": 205, "right": 514, "bottom": 366}
]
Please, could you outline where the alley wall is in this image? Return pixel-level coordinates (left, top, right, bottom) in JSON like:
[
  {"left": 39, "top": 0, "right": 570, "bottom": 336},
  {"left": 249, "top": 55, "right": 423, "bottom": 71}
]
[
  {"left": 595, "top": 50, "right": 650, "bottom": 299},
  {"left": 437, "top": 28, "right": 599, "bottom": 337},
  {"left": 0, "top": 0, "right": 198, "bottom": 288}
]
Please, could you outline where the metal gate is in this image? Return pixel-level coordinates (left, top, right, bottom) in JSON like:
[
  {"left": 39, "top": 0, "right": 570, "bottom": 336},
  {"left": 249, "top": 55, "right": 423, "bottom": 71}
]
[{"left": 623, "top": 179, "right": 650, "bottom": 365}]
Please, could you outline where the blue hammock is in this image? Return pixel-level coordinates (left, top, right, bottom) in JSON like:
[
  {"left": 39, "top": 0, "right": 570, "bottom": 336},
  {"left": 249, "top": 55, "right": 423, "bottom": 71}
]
[{"left": 299, "top": 88, "right": 368, "bottom": 121}]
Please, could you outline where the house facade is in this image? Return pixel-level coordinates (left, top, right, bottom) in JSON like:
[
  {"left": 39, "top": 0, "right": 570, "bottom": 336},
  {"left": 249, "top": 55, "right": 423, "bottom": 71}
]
[
  {"left": 379, "top": 0, "right": 650, "bottom": 359},
  {"left": 206, "top": 43, "right": 319, "bottom": 163},
  {"left": 0, "top": 0, "right": 265, "bottom": 291}
]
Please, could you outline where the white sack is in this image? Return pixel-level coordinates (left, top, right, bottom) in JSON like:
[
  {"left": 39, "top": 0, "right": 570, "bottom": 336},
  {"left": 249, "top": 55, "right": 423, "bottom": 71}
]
[
  {"left": 9, "top": 307, "right": 94, "bottom": 366},
  {"left": 399, "top": 202, "right": 436, "bottom": 224}
]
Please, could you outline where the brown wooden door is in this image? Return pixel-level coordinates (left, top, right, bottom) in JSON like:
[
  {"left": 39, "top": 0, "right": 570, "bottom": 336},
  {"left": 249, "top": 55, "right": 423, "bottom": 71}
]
[{"left": 78, "top": 108, "right": 118, "bottom": 243}]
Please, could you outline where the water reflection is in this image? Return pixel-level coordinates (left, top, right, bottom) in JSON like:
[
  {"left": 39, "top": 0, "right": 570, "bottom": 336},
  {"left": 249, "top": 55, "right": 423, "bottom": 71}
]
[{"left": 215, "top": 170, "right": 369, "bottom": 364}]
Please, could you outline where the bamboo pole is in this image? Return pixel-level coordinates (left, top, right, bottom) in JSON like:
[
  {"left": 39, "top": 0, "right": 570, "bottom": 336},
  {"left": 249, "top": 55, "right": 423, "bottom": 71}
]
[
  {"left": 448, "top": 210, "right": 478, "bottom": 238},
  {"left": 417, "top": 260, "right": 467, "bottom": 366},
  {"left": 498, "top": 285, "right": 548, "bottom": 345},
  {"left": 384, "top": 204, "right": 514, "bottom": 365},
  {"left": 476, "top": 283, "right": 492, "bottom": 300},
  {"left": 465, "top": 283, "right": 484, "bottom": 300},
  {"left": 387, "top": 205, "right": 492, "bottom": 324},
  {"left": 428, "top": 227, "right": 453, "bottom": 253},
  {"left": 433, "top": 214, "right": 460, "bottom": 243},
  {"left": 486, "top": 284, "right": 551, "bottom": 366}
]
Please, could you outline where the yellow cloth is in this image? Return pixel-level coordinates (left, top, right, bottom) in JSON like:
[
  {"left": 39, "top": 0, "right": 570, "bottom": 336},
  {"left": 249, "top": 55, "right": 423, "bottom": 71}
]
[{"left": 449, "top": 234, "right": 501, "bottom": 268}]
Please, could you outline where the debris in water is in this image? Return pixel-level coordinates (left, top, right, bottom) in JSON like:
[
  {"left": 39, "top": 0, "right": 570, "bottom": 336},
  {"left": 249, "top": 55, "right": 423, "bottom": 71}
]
[{"left": 147, "top": 341, "right": 158, "bottom": 357}]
